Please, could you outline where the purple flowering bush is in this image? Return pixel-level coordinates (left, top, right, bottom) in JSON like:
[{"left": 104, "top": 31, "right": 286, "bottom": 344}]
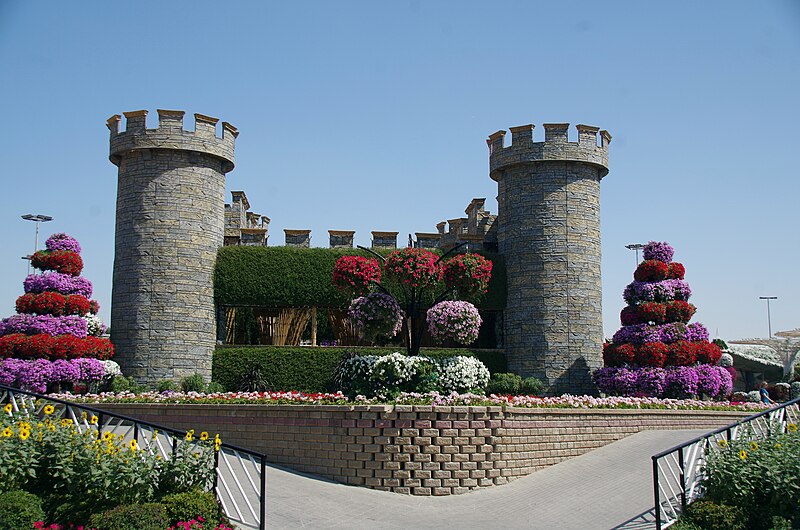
[
  {"left": 426, "top": 301, "right": 482, "bottom": 345},
  {"left": 594, "top": 366, "right": 731, "bottom": 399},
  {"left": 348, "top": 293, "right": 404, "bottom": 340},
  {"left": 45, "top": 232, "right": 82, "bottom": 254},
  {"left": 23, "top": 272, "right": 93, "bottom": 298},
  {"left": 0, "top": 314, "right": 88, "bottom": 338},
  {"left": 0, "top": 358, "right": 105, "bottom": 393},
  {"left": 612, "top": 322, "right": 710, "bottom": 345},
  {"left": 642, "top": 241, "right": 674, "bottom": 263},
  {"left": 623, "top": 279, "right": 692, "bottom": 304}
]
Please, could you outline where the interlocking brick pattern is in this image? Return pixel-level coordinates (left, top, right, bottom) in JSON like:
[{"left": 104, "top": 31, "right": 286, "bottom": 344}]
[{"left": 98, "top": 404, "right": 747, "bottom": 496}]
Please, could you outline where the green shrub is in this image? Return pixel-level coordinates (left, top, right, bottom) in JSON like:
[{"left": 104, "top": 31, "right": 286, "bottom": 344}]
[
  {"left": 486, "top": 373, "right": 544, "bottom": 395},
  {"left": 669, "top": 519, "right": 703, "bottom": 530},
  {"left": 213, "top": 346, "right": 506, "bottom": 392},
  {"left": 111, "top": 375, "right": 146, "bottom": 393},
  {"left": 180, "top": 374, "right": 207, "bottom": 393},
  {"left": 769, "top": 516, "right": 792, "bottom": 530},
  {"left": 89, "top": 502, "right": 168, "bottom": 530},
  {"left": 157, "top": 379, "right": 179, "bottom": 392},
  {"left": 161, "top": 488, "right": 225, "bottom": 527},
  {"left": 205, "top": 381, "right": 225, "bottom": 394},
  {"left": 0, "top": 490, "right": 45, "bottom": 530},
  {"left": 683, "top": 500, "right": 746, "bottom": 530}
]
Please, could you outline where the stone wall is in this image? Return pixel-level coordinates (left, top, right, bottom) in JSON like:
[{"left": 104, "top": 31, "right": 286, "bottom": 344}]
[
  {"left": 489, "top": 123, "right": 611, "bottom": 395},
  {"left": 97, "top": 403, "right": 747, "bottom": 496},
  {"left": 107, "top": 110, "right": 237, "bottom": 384}
]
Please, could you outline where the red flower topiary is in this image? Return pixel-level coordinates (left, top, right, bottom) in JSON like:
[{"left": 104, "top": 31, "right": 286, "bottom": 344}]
[
  {"left": 30, "top": 250, "right": 84, "bottom": 276},
  {"left": 64, "top": 295, "right": 91, "bottom": 315},
  {"left": 665, "top": 300, "right": 696, "bottom": 323},
  {"left": 667, "top": 341, "right": 698, "bottom": 366},
  {"left": 440, "top": 252, "right": 493, "bottom": 299},
  {"left": 638, "top": 302, "right": 668, "bottom": 325},
  {"left": 695, "top": 342, "right": 722, "bottom": 365},
  {"left": 384, "top": 248, "right": 439, "bottom": 289},
  {"left": 633, "top": 260, "right": 669, "bottom": 282},
  {"left": 603, "top": 342, "right": 635, "bottom": 366},
  {"left": 0, "top": 334, "right": 27, "bottom": 358},
  {"left": 637, "top": 342, "right": 669, "bottom": 367},
  {"left": 667, "top": 262, "right": 685, "bottom": 280},
  {"left": 333, "top": 256, "right": 381, "bottom": 296},
  {"left": 15, "top": 292, "right": 92, "bottom": 316},
  {"left": 89, "top": 299, "right": 100, "bottom": 314}
]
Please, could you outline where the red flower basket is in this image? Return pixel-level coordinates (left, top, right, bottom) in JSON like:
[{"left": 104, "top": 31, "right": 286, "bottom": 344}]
[
  {"left": 636, "top": 342, "right": 669, "bottom": 367},
  {"left": 332, "top": 256, "right": 381, "bottom": 295},
  {"left": 665, "top": 300, "right": 696, "bottom": 323},
  {"left": 30, "top": 250, "right": 84, "bottom": 276},
  {"left": 15, "top": 292, "right": 92, "bottom": 316},
  {"left": 603, "top": 343, "right": 635, "bottom": 366},
  {"left": 633, "top": 260, "right": 669, "bottom": 282},
  {"left": 667, "top": 262, "right": 685, "bottom": 280},
  {"left": 695, "top": 342, "right": 722, "bottom": 365},
  {"left": 384, "top": 248, "right": 439, "bottom": 289},
  {"left": 667, "top": 341, "right": 698, "bottom": 366},
  {"left": 439, "top": 253, "right": 493, "bottom": 299}
]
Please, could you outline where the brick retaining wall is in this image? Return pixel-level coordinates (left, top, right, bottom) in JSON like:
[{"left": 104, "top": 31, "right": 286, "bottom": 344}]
[{"left": 97, "top": 404, "right": 748, "bottom": 496}]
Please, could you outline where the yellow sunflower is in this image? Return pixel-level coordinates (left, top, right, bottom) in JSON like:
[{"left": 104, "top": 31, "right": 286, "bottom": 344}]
[
  {"left": 185, "top": 429, "right": 194, "bottom": 441},
  {"left": 19, "top": 429, "right": 30, "bottom": 441},
  {"left": 787, "top": 423, "right": 798, "bottom": 433},
  {"left": 739, "top": 450, "right": 747, "bottom": 460},
  {"left": 4, "top": 403, "right": 12, "bottom": 414},
  {"left": 749, "top": 441, "right": 759, "bottom": 451},
  {"left": 90, "top": 415, "right": 98, "bottom": 425},
  {"left": 2, "top": 427, "right": 13, "bottom": 438},
  {"left": 717, "top": 439, "right": 728, "bottom": 448},
  {"left": 200, "top": 431, "right": 209, "bottom": 441},
  {"left": 129, "top": 439, "right": 138, "bottom": 451},
  {"left": 43, "top": 404, "right": 55, "bottom": 415}
]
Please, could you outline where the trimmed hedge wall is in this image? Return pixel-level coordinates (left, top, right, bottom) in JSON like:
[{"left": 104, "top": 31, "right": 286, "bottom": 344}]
[
  {"left": 212, "top": 346, "right": 507, "bottom": 393},
  {"left": 214, "top": 246, "right": 506, "bottom": 310}
]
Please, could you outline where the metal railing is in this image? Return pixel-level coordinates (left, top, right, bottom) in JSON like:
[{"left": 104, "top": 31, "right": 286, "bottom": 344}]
[
  {"left": 1, "top": 384, "right": 267, "bottom": 530},
  {"left": 652, "top": 396, "right": 800, "bottom": 529}
]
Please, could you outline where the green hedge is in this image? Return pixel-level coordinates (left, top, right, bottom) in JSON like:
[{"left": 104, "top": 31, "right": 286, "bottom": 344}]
[
  {"left": 214, "top": 246, "right": 506, "bottom": 310},
  {"left": 212, "top": 346, "right": 507, "bottom": 393}
]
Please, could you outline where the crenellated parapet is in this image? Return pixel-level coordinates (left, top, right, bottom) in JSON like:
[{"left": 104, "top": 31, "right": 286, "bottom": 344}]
[
  {"left": 488, "top": 123, "right": 610, "bottom": 180},
  {"left": 107, "top": 109, "right": 238, "bottom": 172}
]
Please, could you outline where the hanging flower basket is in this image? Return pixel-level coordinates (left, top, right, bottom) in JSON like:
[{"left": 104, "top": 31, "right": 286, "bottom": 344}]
[
  {"left": 348, "top": 293, "right": 403, "bottom": 340},
  {"left": 426, "top": 300, "right": 482, "bottom": 345}
]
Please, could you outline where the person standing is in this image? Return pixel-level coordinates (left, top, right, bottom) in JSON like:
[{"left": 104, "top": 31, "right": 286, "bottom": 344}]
[{"left": 760, "top": 381, "right": 775, "bottom": 405}]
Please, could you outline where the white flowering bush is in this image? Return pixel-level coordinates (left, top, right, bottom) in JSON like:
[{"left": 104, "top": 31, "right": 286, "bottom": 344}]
[
  {"left": 718, "top": 352, "right": 734, "bottom": 368},
  {"left": 438, "top": 356, "right": 490, "bottom": 393},
  {"left": 102, "top": 359, "right": 122, "bottom": 378},
  {"left": 426, "top": 301, "right": 482, "bottom": 345},
  {"left": 82, "top": 312, "right": 107, "bottom": 336},
  {"left": 333, "top": 354, "right": 378, "bottom": 396},
  {"left": 370, "top": 352, "right": 437, "bottom": 395}
]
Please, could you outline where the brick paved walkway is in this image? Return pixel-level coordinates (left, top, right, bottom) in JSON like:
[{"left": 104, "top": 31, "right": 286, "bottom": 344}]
[{"left": 263, "top": 429, "right": 707, "bottom": 530}]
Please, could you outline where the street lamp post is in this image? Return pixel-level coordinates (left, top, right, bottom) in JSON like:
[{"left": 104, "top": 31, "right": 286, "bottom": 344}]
[
  {"left": 21, "top": 214, "right": 53, "bottom": 275},
  {"left": 625, "top": 243, "right": 645, "bottom": 267},
  {"left": 759, "top": 296, "right": 777, "bottom": 338}
]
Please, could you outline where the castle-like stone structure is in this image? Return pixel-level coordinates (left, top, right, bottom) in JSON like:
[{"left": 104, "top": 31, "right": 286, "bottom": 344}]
[
  {"left": 488, "top": 123, "right": 610, "bottom": 394},
  {"left": 108, "top": 111, "right": 609, "bottom": 393},
  {"left": 107, "top": 110, "right": 237, "bottom": 384}
]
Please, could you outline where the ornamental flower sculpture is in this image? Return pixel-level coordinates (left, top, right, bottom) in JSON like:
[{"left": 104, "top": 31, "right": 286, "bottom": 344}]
[
  {"left": 332, "top": 245, "right": 492, "bottom": 355},
  {"left": 0, "top": 233, "right": 113, "bottom": 393},
  {"left": 594, "top": 241, "right": 731, "bottom": 399}
]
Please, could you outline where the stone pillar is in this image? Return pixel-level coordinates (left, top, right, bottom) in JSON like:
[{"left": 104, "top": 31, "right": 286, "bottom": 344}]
[
  {"left": 488, "top": 122, "right": 610, "bottom": 394},
  {"left": 107, "top": 109, "right": 237, "bottom": 385}
]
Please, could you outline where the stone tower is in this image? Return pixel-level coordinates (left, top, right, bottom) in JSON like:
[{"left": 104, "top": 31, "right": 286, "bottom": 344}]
[
  {"left": 107, "top": 109, "right": 237, "bottom": 384},
  {"left": 488, "top": 123, "right": 610, "bottom": 394}
]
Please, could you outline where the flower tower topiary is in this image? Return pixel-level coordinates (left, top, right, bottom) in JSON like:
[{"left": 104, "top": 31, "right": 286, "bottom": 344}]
[
  {"left": 0, "top": 233, "right": 114, "bottom": 393},
  {"left": 593, "top": 241, "right": 733, "bottom": 399}
]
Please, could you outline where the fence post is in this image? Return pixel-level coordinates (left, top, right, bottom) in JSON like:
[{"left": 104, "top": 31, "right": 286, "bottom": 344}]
[
  {"left": 653, "top": 456, "right": 661, "bottom": 530},
  {"left": 679, "top": 446, "right": 687, "bottom": 513}
]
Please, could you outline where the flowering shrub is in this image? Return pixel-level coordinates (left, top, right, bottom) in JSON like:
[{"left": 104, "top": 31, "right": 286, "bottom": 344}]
[
  {"left": 593, "top": 365, "right": 732, "bottom": 399},
  {"left": 437, "top": 356, "right": 490, "bottom": 393},
  {"left": 332, "top": 255, "right": 381, "bottom": 295},
  {"left": 0, "top": 357, "right": 105, "bottom": 392},
  {"left": 633, "top": 260, "right": 669, "bottom": 282},
  {"left": 83, "top": 313, "right": 106, "bottom": 336},
  {"left": 15, "top": 292, "right": 93, "bottom": 317},
  {"left": 439, "top": 253, "right": 493, "bottom": 299},
  {"left": 667, "top": 262, "right": 685, "bottom": 279},
  {"left": 30, "top": 250, "right": 84, "bottom": 276},
  {"left": 620, "top": 301, "right": 696, "bottom": 326},
  {"left": 370, "top": 352, "right": 438, "bottom": 395},
  {"left": 383, "top": 248, "right": 439, "bottom": 289},
  {"left": 718, "top": 352, "right": 734, "bottom": 368},
  {"left": 642, "top": 241, "right": 674, "bottom": 263},
  {"left": 23, "top": 272, "right": 93, "bottom": 298},
  {"left": 0, "top": 314, "right": 88, "bottom": 338},
  {"left": 45, "top": 233, "right": 81, "bottom": 254},
  {"left": 426, "top": 301, "right": 482, "bottom": 345},
  {"left": 348, "top": 293, "right": 403, "bottom": 340},
  {"left": 611, "top": 322, "right": 710, "bottom": 345},
  {"left": 623, "top": 279, "right": 692, "bottom": 304}
]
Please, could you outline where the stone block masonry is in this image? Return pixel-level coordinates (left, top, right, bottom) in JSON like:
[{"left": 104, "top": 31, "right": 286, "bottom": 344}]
[
  {"left": 97, "top": 403, "right": 747, "bottom": 496},
  {"left": 489, "top": 123, "right": 611, "bottom": 395},
  {"left": 107, "top": 110, "right": 237, "bottom": 385}
]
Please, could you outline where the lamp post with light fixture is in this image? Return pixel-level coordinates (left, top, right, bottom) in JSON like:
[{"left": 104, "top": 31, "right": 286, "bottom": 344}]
[
  {"left": 759, "top": 296, "right": 777, "bottom": 338},
  {"left": 625, "top": 243, "right": 645, "bottom": 267},
  {"left": 21, "top": 214, "right": 53, "bottom": 275}
]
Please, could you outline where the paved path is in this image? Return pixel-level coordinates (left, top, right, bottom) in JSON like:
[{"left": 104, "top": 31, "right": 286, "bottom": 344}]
[{"left": 264, "top": 429, "right": 706, "bottom": 530}]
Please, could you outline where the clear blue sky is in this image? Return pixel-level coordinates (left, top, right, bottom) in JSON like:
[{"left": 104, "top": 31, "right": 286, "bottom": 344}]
[{"left": 1, "top": 1, "right": 798, "bottom": 342}]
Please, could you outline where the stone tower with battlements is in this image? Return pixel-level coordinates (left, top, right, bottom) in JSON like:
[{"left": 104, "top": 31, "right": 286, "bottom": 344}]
[
  {"left": 107, "top": 109, "right": 237, "bottom": 384},
  {"left": 488, "top": 122, "right": 610, "bottom": 394}
]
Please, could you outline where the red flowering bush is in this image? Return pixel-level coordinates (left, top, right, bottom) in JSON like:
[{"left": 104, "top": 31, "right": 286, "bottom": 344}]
[
  {"left": 667, "top": 262, "right": 685, "bottom": 279},
  {"left": 603, "top": 342, "right": 635, "bottom": 366},
  {"left": 0, "top": 334, "right": 114, "bottom": 360},
  {"left": 0, "top": 333, "right": 27, "bottom": 358},
  {"left": 665, "top": 300, "right": 695, "bottom": 323},
  {"left": 695, "top": 342, "right": 722, "bottom": 365},
  {"left": 17, "top": 333, "right": 53, "bottom": 359},
  {"left": 439, "top": 252, "right": 493, "bottom": 299},
  {"left": 89, "top": 299, "right": 100, "bottom": 314},
  {"left": 15, "top": 292, "right": 92, "bottom": 316},
  {"left": 620, "top": 302, "right": 668, "bottom": 325},
  {"left": 30, "top": 249, "right": 84, "bottom": 276},
  {"left": 333, "top": 256, "right": 381, "bottom": 295},
  {"left": 633, "top": 260, "right": 669, "bottom": 282},
  {"left": 637, "top": 342, "right": 669, "bottom": 367},
  {"left": 667, "top": 341, "right": 698, "bottom": 366},
  {"left": 384, "top": 248, "right": 439, "bottom": 289}
]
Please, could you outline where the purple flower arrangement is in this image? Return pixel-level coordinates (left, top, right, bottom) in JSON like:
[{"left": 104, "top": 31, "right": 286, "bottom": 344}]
[
  {"left": 45, "top": 233, "right": 82, "bottom": 254},
  {"left": 0, "top": 357, "right": 104, "bottom": 393},
  {"left": 642, "top": 241, "right": 675, "bottom": 263},
  {"left": 594, "top": 366, "right": 732, "bottom": 399},
  {"left": 0, "top": 314, "right": 88, "bottom": 338},
  {"left": 23, "top": 272, "right": 93, "bottom": 298},
  {"left": 426, "top": 301, "right": 482, "bottom": 345},
  {"left": 348, "top": 293, "right": 404, "bottom": 339},
  {"left": 611, "top": 322, "right": 710, "bottom": 345},
  {"left": 623, "top": 279, "right": 692, "bottom": 304}
]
